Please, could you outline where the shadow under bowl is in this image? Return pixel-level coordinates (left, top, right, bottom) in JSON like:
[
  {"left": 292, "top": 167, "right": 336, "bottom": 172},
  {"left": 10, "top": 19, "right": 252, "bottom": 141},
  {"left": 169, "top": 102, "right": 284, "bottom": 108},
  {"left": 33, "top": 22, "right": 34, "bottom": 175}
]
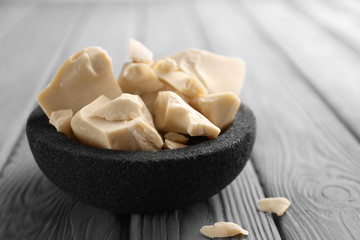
[{"left": 26, "top": 104, "right": 256, "bottom": 213}]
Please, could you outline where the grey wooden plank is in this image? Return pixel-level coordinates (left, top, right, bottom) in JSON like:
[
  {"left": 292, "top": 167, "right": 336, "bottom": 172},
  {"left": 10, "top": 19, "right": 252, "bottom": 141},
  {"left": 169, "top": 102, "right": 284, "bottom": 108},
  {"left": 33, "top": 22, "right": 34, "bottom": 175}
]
[
  {"left": 0, "top": 134, "right": 130, "bottom": 240},
  {"left": 0, "top": 3, "right": 83, "bottom": 170},
  {"left": 140, "top": 2, "right": 207, "bottom": 57},
  {"left": 327, "top": 0, "right": 360, "bottom": 23},
  {"left": 196, "top": 0, "right": 360, "bottom": 239},
  {"left": 0, "top": 2, "right": 38, "bottom": 40},
  {"left": 0, "top": 0, "right": 37, "bottom": 5},
  {"left": 128, "top": 2, "right": 281, "bottom": 240},
  {"left": 54, "top": 3, "right": 132, "bottom": 77},
  {"left": 288, "top": 0, "right": 360, "bottom": 55},
  {"left": 0, "top": 0, "right": 187, "bottom": 4},
  {"left": 242, "top": 0, "right": 360, "bottom": 142}
]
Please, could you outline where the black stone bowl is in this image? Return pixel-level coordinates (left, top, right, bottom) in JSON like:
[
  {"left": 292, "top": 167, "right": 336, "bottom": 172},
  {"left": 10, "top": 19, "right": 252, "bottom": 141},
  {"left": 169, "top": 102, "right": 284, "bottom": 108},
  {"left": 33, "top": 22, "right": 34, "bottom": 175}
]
[{"left": 26, "top": 104, "right": 256, "bottom": 213}]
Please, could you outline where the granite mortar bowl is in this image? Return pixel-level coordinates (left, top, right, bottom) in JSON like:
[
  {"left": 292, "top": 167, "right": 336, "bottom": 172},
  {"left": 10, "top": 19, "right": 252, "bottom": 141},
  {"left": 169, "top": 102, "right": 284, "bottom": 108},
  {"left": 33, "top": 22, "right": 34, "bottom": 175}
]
[{"left": 26, "top": 104, "right": 256, "bottom": 213}]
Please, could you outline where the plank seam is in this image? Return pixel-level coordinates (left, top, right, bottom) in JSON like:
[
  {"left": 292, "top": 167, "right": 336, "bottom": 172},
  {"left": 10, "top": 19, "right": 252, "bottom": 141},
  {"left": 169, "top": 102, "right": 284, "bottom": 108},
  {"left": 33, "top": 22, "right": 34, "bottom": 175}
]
[
  {"left": 0, "top": 130, "right": 26, "bottom": 179},
  {"left": 0, "top": 2, "right": 85, "bottom": 173},
  {"left": 184, "top": 2, "right": 212, "bottom": 50},
  {"left": 238, "top": 1, "right": 360, "bottom": 145},
  {"left": 286, "top": 0, "right": 360, "bottom": 56},
  {"left": 0, "top": 0, "right": 40, "bottom": 42},
  {"left": 193, "top": 2, "right": 283, "bottom": 239},
  {"left": 244, "top": 161, "right": 284, "bottom": 240}
]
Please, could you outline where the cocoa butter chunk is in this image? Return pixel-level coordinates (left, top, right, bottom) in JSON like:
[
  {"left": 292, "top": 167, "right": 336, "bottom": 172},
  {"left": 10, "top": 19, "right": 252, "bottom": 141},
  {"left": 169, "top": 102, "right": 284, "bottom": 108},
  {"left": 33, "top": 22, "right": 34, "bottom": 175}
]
[
  {"left": 154, "top": 91, "right": 220, "bottom": 138},
  {"left": 190, "top": 92, "right": 241, "bottom": 130},
  {"left": 200, "top": 222, "right": 248, "bottom": 238},
  {"left": 152, "top": 58, "right": 178, "bottom": 72},
  {"left": 140, "top": 91, "right": 159, "bottom": 116},
  {"left": 164, "top": 132, "right": 189, "bottom": 144},
  {"left": 38, "top": 47, "right": 122, "bottom": 118},
  {"left": 71, "top": 95, "right": 163, "bottom": 151},
  {"left": 155, "top": 70, "right": 207, "bottom": 98},
  {"left": 118, "top": 63, "right": 163, "bottom": 94},
  {"left": 49, "top": 109, "right": 74, "bottom": 138},
  {"left": 169, "top": 49, "right": 245, "bottom": 95},
  {"left": 140, "top": 83, "right": 179, "bottom": 117},
  {"left": 258, "top": 197, "right": 291, "bottom": 216},
  {"left": 129, "top": 39, "right": 153, "bottom": 63},
  {"left": 163, "top": 139, "right": 188, "bottom": 149},
  {"left": 94, "top": 93, "right": 143, "bottom": 121}
]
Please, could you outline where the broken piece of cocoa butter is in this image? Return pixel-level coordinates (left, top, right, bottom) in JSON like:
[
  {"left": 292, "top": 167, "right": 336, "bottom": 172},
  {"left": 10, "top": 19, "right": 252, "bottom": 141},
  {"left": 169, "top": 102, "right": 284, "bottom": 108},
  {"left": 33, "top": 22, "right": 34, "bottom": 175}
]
[
  {"left": 200, "top": 222, "right": 248, "bottom": 238},
  {"left": 152, "top": 58, "right": 178, "bottom": 72},
  {"left": 152, "top": 54, "right": 207, "bottom": 99},
  {"left": 155, "top": 70, "right": 207, "bottom": 98},
  {"left": 37, "top": 47, "right": 122, "bottom": 117},
  {"left": 154, "top": 91, "right": 220, "bottom": 139},
  {"left": 189, "top": 92, "right": 241, "bottom": 130},
  {"left": 163, "top": 139, "right": 188, "bottom": 149},
  {"left": 71, "top": 95, "right": 163, "bottom": 151},
  {"left": 118, "top": 62, "right": 163, "bottom": 95},
  {"left": 49, "top": 109, "right": 74, "bottom": 138},
  {"left": 258, "top": 197, "right": 291, "bottom": 216},
  {"left": 94, "top": 93, "right": 143, "bottom": 121},
  {"left": 169, "top": 49, "right": 245, "bottom": 95},
  {"left": 129, "top": 38, "right": 153, "bottom": 63},
  {"left": 164, "top": 132, "right": 189, "bottom": 144},
  {"left": 140, "top": 82, "right": 190, "bottom": 117}
]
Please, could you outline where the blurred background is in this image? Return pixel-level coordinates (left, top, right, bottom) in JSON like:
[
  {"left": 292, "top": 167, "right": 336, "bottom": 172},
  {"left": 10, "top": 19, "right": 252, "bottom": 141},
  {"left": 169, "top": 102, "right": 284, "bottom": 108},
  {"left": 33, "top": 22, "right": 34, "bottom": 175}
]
[
  {"left": 1, "top": 0, "right": 359, "bottom": 160},
  {"left": 1, "top": 0, "right": 360, "bottom": 239}
]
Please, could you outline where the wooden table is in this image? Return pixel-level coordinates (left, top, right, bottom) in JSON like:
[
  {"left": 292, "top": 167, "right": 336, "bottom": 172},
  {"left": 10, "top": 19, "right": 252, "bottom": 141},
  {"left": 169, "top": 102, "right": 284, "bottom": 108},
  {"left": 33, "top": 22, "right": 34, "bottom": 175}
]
[{"left": 1, "top": 0, "right": 360, "bottom": 239}]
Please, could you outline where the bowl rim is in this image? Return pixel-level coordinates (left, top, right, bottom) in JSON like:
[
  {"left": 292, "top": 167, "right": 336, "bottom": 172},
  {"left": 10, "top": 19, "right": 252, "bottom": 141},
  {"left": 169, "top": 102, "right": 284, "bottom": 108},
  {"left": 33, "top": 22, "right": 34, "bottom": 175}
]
[{"left": 27, "top": 103, "right": 255, "bottom": 164}]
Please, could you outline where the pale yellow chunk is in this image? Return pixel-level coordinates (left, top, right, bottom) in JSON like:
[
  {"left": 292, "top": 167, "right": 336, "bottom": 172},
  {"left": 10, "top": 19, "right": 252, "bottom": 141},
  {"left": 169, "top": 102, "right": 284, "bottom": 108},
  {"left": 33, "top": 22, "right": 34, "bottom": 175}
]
[
  {"left": 155, "top": 71, "right": 207, "bottom": 98},
  {"left": 169, "top": 49, "right": 245, "bottom": 95},
  {"left": 118, "top": 63, "right": 163, "bottom": 95},
  {"left": 71, "top": 95, "right": 163, "bottom": 151},
  {"left": 94, "top": 93, "right": 143, "bottom": 121},
  {"left": 163, "top": 139, "right": 188, "bottom": 149},
  {"left": 258, "top": 197, "right": 291, "bottom": 216},
  {"left": 152, "top": 58, "right": 178, "bottom": 72},
  {"left": 164, "top": 132, "right": 189, "bottom": 144},
  {"left": 140, "top": 83, "right": 178, "bottom": 117},
  {"left": 190, "top": 92, "right": 241, "bottom": 130},
  {"left": 38, "top": 47, "right": 122, "bottom": 118},
  {"left": 49, "top": 109, "right": 73, "bottom": 138},
  {"left": 154, "top": 91, "right": 220, "bottom": 139},
  {"left": 200, "top": 222, "right": 248, "bottom": 238},
  {"left": 129, "top": 39, "right": 153, "bottom": 63},
  {"left": 140, "top": 91, "right": 159, "bottom": 117}
]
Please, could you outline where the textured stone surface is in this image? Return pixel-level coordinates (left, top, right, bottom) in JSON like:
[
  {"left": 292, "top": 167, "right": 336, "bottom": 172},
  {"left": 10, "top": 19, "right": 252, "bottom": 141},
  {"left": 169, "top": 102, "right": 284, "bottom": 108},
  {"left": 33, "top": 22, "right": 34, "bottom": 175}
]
[{"left": 26, "top": 104, "right": 256, "bottom": 213}]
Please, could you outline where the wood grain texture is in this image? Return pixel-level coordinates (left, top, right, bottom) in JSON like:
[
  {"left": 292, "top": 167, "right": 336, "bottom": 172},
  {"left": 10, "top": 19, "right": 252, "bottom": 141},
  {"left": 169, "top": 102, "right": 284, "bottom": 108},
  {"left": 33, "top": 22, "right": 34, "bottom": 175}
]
[
  {"left": 242, "top": 0, "right": 360, "bottom": 141},
  {"left": 142, "top": 2, "right": 209, "bottom": 55},
  {"left": 329, "top": 0, "right": 360, "bottom": 22},
  {"left": 0, "top": 134, "right": 130, "bottom": 240},
  {"left": 0, "top": 2, "right": 37, "bottom": 40},
  {"left": 195, "top": 1, "right": 360, "bottom": 239},
  {"left": 55, "top": 3, "right": 133, "bottom": 76},
  {"left": 0, "top": 3, "right": 83, "bottom": 169},
  {"left": 129, "top": 161, "right": 281, "bottom": 240},
  {"left": 288, "top": 0, "right": 360, "bottom": 54}
]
